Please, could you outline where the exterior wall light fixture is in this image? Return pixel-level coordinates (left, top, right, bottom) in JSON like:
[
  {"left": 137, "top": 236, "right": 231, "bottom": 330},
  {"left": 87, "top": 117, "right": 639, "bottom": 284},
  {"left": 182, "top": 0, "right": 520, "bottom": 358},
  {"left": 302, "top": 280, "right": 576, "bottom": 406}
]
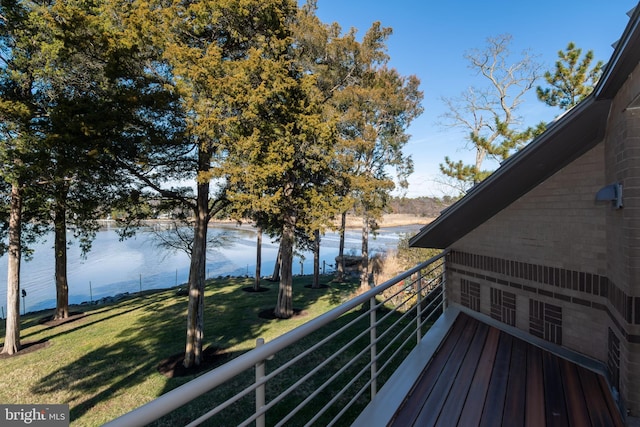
[{"left": 595, "top": 182, "right": 623, "bottom": 209}]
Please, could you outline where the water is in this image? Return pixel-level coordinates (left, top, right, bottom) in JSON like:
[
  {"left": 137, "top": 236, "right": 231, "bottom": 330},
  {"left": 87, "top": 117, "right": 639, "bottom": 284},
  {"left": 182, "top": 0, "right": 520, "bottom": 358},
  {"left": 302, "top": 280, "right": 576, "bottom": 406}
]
[{"left": 0, "top": 222, "right": 419, "bottom": 315}]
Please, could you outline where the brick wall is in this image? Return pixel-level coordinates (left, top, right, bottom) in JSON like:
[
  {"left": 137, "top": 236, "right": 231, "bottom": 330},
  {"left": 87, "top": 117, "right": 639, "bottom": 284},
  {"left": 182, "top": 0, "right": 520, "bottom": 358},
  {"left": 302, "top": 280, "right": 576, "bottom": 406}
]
[
  {"left": 606, "top": 61, "right": 640, "bottom": 297},
  {"left": 446, "top": 140, "right": 609, "bottom": 363},
  {"left": 446, "top": 252, "right": 610, "bottom": 362},
  {"left": 605, "top": 61, "right": 640, "bottom": 416},
  {"left": 452, "top": 142, "right": 607, "bottom": 275}
]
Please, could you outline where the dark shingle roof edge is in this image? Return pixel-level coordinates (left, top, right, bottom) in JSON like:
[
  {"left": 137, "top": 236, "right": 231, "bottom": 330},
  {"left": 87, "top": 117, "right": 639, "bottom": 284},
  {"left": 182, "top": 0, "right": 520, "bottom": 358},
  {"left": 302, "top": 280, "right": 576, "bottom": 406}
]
[{"left": 409, "top": 98, "right": 610, "bottom": 248}]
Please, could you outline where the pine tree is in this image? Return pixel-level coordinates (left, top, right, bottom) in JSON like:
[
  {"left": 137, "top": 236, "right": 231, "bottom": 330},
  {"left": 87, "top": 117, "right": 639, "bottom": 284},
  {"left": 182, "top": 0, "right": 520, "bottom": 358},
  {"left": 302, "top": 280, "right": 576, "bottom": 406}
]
[{"left": 536, "top": 42, "right": 604, "bottom": 110}]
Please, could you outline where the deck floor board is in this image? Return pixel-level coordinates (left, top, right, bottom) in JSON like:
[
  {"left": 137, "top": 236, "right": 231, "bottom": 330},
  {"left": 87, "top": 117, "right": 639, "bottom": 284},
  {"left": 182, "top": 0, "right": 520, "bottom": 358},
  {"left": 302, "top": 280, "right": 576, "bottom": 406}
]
[{"left": 388, "top": 313, "right": 625, "bottom": 427}]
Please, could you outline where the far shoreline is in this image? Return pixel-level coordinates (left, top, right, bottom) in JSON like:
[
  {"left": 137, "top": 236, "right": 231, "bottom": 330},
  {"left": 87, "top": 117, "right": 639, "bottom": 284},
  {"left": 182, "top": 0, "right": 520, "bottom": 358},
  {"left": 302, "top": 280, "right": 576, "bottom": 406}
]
[
  {"left": 207, "top": 213, "right": 434, "bottom": 230},
  {"left": 98, "top": 213, "right": 434, "bottom": 233}
]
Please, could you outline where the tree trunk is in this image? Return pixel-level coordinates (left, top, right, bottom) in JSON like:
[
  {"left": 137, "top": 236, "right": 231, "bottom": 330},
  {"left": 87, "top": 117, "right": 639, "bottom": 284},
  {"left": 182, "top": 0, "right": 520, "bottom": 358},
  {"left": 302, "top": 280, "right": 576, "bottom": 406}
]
[
  {"left": 312, "top": 229, "right": 320, "bottom": 289},
  {"left": 474, "top": 142, "right": 488, "bottom": 185},
  {"left": 183, "top": 151, "right": 210, "bottom": 368},
  {"left": 270, "top": 243, "right": 281, "bottom": 282},
  {"left": 254, "top": 226, "right": 262, "bottom": 291},
  {"left": 274, "top": 213, "right": 295, "bottom": 319},
  {"left": 335, "top": 211, "right": 346, "bottom": 282},
  {"left": 53, "top": 201, "right": 69, "bottom": 320},
  {"left": 2, "top": 184, "right": 22, "bottom": 355},
  {"left": 359, "top": 214, "right": 370, "bottom": 290}
]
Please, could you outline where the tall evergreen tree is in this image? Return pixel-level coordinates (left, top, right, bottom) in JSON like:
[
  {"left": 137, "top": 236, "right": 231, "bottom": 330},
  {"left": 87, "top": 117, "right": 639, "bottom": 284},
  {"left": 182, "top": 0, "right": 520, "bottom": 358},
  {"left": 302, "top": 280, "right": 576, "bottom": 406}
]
[
  {"left": 292, "top": 5, "right": 422, "bottom": 287},
  {"left": 0, "top": 0, "right": 51, "bottom": 354},
  {"left": 224, "top": 34, "right": 340, "bottom": 318},
  {"left": 338, "top": 63, "right": 422, "bottom": 290},
  {"left": 0, "top": 0, "right": 178, "bottom": 323},
  {"left": 118, "top": 0, "right": 299, "bottom": 364},
  {"left": 33, "top": 0, "right": 141, "bottom": 320}
]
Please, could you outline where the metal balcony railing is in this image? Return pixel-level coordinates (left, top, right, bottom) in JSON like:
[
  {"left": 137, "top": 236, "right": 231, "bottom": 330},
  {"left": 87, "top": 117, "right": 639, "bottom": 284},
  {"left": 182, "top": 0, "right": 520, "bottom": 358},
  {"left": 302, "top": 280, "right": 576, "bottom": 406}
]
[{"left": 104, "top": 251, "right": 447, "bottom": 427}]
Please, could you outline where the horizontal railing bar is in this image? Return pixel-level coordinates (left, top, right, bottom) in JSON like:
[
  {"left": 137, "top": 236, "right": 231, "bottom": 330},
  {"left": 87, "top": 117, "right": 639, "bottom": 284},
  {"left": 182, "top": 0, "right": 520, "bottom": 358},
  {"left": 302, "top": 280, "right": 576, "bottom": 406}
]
[
  {"left": 418, "top": 286, "right": 444, "bottom": 321},
  {"left": 373, "top": 310, "right": 416, "bottom": 363},
  {"left": 281, "top": 275, "right": 447, "bottom": 426},
  {"left": 375, "top": 298, "right": 444, "bottom": 375},
  {"left": 374, "top": 286, "right": 444, "bottom": 373},
  {"left": 372, "top": 299, "right": 409, "bottom": 328},
  {"left": 264, "top": 331, "right": 371, "bottom": 426},
  {"left": 261, "top": 260, "right": 449, "bottom": 416},
  {"left": 312, "top": 284, "right": 446, "bottom": 426},
  {"left": 258, "top": 313, "right": 373, "bottom": 413},
  {"left": 105, "top": 251, "right": 448, "bottom": 427},
  {"left": 251, "top": 277, "right": 448, "bottom": 426},
  {"left": 326, "top": 364, "right": 376, "bottom": 427},
  {"left": 376, "top": 310, "right": 420, "bottom": 361},
  {"left": 246, "top": 278, "right": 445, "bottom": 425},
  {"left": 418, "top": 301, "right": 444, "bottom": 331},
  {"left": 302, "top": 345, "right": 376, "bottom": 427},
  {"left": 275, "top": 334, "right": 373, "bottom": 427}
]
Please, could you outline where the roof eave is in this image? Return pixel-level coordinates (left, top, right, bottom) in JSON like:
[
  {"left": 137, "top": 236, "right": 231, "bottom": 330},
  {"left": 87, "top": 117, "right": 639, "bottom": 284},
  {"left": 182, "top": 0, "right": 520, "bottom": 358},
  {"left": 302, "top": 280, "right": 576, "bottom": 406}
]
[{"left": 409, "top": 97, "right": 611, "bottom": 249}]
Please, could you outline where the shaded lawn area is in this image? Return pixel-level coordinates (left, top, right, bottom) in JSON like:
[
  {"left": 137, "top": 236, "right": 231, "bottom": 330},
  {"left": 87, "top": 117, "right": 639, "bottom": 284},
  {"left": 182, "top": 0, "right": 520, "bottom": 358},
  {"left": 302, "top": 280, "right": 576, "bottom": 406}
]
[{"left": 0, "top": 275, "right": 359, "bottom": 426}]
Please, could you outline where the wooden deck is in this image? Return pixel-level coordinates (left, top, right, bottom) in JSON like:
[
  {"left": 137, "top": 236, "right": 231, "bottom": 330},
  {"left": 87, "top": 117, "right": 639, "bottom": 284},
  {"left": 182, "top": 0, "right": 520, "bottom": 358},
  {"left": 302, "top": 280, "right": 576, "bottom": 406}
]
[{"left": 388, "top": 313, "right": 624, "bottom": 427}]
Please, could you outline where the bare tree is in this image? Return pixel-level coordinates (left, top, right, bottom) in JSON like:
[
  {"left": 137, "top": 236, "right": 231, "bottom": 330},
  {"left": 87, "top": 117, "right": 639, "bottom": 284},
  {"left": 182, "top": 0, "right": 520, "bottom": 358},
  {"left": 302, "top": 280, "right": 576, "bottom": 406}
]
[
  {"left": 439, "top": 34, "right": 544, "bottom": 193},
  {"left": 149, "top": 221, "right": 233, "bottom": 258}
]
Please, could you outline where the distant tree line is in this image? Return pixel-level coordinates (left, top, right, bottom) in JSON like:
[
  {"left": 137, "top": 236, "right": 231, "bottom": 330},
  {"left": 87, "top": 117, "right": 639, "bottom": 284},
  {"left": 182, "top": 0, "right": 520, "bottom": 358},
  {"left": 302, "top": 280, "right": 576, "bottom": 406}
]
[{"left": 386, "top": 196, "right": 454, "bottom": 217}]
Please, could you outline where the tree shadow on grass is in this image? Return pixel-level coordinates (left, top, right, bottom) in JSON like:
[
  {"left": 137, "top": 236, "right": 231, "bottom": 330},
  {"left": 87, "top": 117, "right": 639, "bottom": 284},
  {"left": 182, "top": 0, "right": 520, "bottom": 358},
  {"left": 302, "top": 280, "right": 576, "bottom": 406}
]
[
  {"left": 326, "top": 281, "right": 360, "bottom": 305},
  {"left": 29, "top": 276, "right": 343, "bottom": 424},
  {"left": 17, "top": 294, "right": 162, "bottom": 342},
  {"left": 32, "top": 340, "right": 154, "bottom": 421},
  {"left": 242, "top": 286, "right": 270, "bottom": 293},
  {"left": 304, "top": 283, "right": 330, "bottom": 289},
  {"left": 257, "top": 307, "right": 308, "bottom": 320}
]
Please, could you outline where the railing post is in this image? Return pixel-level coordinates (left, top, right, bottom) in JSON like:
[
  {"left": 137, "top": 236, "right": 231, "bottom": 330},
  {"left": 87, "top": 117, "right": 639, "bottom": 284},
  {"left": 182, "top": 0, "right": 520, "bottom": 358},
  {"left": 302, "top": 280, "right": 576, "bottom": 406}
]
[
  {"left": 442, "top": 258, "right": 448, "bottom": 311},
  {"left": 370, "top": 297, "right": 377, "bottom": 399},
  {"left": 416, "top": 269, "right": 423, "bottom": 345},
  {"left": 255, "top": 338, "right": 266, "bottom": 427}
]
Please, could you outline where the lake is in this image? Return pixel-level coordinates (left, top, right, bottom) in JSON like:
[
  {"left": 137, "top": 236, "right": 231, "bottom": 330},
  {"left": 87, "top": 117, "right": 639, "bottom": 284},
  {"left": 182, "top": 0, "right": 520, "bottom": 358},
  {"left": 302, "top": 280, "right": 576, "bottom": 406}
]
[{"left": 0, "top": 222, "right": 420, "bottom": 315}]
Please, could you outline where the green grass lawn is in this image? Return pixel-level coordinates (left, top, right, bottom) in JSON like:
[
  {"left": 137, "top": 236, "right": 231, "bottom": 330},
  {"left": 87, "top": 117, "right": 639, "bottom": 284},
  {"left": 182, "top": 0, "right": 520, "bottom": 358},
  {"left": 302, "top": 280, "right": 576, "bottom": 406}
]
[{"left": 0, "top": 275, "right": 363, "bottom": 426}]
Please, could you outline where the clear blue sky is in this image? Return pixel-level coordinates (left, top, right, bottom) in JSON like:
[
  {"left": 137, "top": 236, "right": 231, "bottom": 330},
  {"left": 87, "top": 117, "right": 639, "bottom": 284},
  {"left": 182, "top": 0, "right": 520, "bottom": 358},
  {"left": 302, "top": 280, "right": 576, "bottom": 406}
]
[{"left": 311, "top": 0, "right": 637, "bottom": 197}]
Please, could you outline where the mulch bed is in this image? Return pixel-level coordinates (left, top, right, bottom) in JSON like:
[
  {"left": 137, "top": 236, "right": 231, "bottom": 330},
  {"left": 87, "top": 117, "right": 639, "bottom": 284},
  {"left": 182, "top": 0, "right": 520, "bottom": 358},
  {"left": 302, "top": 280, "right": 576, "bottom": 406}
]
[
  {"left": 0, "top": 340, "right": 50, "bottom": 359},
  {"left": 257, "top": 308, "right": 308, "bottom": 320},
  {"left": 242, "top": 286, "right": 270, "bottom": 293},
  {"left": 303, "top": 284, "right": 330, "bottom": 289},
  {"left": 38, "top": 311, "right": 86, "bottom": 327},
  {"left": 157, "top": 346, "right": 231, "bottom": 378}
]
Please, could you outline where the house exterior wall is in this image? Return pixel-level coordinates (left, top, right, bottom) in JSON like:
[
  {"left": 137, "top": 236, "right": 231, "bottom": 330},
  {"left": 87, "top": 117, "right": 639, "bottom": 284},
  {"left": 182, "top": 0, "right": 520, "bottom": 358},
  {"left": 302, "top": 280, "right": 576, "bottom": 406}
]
[
  {"left": 604, "top": 60, "right": 640, "bottom": 417},
  {"left": 450, "top": 141, "right": 607, "bottom": 273},
  {"left": 446, "top": 142, "right": 610, "bottom": 361},
  {"left": 444, "top": 61, "right": 640, "bottom": 416}
]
